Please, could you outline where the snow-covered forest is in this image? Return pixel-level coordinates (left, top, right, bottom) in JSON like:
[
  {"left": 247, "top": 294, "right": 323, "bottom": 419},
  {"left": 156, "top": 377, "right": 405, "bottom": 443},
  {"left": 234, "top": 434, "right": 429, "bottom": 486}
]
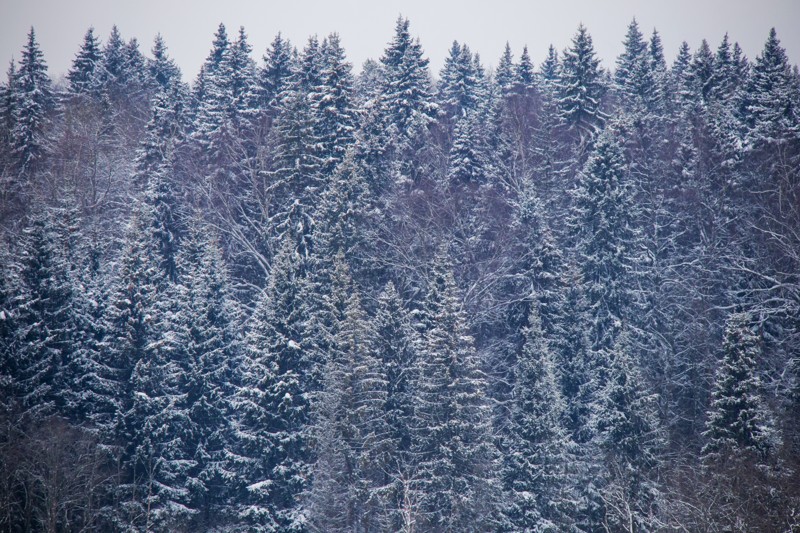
[{"left": 0, "top": 16, "right": 799, "bottom": 532}]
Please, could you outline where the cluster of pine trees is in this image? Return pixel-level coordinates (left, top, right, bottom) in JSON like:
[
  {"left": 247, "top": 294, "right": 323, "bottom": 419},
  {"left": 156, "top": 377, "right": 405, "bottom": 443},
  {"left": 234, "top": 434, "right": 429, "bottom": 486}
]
[{"left": 1, "top": 16, "right": 799, "bottom": 532}]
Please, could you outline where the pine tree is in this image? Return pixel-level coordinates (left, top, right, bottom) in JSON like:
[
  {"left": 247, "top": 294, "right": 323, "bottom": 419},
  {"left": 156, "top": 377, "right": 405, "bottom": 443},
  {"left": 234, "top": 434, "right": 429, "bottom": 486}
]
[
  {"left": 702, "top": 312, "right": 779, "bottom": 460},
  {"left": 512, "top": 45, "right": 535, "bottom": 100},
  {"left": 615, "top": 19, "right": 659, "bottom": 110},
  {"left": 67, "top": 27, "right": 103, "bottom": 96},
  {"left": 143, "top": 166, "right": 183, "bottom": 286},
  {"left": 410, "top": 247, "right": 499, "bottom": 531},
  {"left": 134, "top": 79, "right": 188, "bottom": 187},
  {"left": 268, "top": 35, "right": 326, "bottom": 217},
  {"left": 557, "top": 24, "right": 604, "bottom": 139},
  {"left": 99, "top": 26, "right": 126, "bottom": 96}
]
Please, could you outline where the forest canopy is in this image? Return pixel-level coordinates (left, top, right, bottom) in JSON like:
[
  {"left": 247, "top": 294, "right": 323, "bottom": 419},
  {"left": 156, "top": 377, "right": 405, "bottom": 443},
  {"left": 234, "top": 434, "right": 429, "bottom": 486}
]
[{"left": 0, "top": 17, "right": 799, "bottom": 532}]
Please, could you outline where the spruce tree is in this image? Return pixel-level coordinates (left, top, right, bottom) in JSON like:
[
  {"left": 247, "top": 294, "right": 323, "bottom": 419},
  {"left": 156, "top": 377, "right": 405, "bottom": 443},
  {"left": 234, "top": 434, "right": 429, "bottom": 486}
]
[
  {"left": 11, "top": 27, "right": 53, "bottom": 180},
  {"left": 148, "top": 34, "right": 182, "bottom": 91},
  {"left": 67, "top": 27, "right": 103, "bottom": 96},
  {"left": 233, "top": 235, "right": 314, "bottom": 532},
  {"left": 570, "top": 128, "right": 635, "bottom": 355},
  {"left": 743, "top": 28, "right": 798, "bottom": 148},
  {"left": 592, "top": 334, "right": 662, "bottom": 532},
  {"left": 307, "top": 257, "right": 391, "bottom": 532},
  {"left": 259, "top": 33, "right": 295, "bottom": 116},
  {"left": 702, "top": 312, "right": 779, "bottom": 461},
  {"left": 557, "top": 24, "right": 604, "bottom": 139},
  {"left": 164, "top": 224, "right": 242, "bottom": 529},
  {"left": 502, "top": 304, "right": 577, "bottom": 532},
  {"left": 377, "top": 17, "right": 438, "bottom": 184},
  {"left": 410, "top": 247, "right": 499, "bottom": 531}
]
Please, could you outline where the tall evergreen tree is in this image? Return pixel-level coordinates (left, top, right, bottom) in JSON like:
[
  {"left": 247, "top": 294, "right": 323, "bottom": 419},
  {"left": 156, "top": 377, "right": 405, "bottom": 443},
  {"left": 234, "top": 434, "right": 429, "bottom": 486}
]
[
  {"left": 148, "top": 34, "right": 181, "bottom": 91},
  {"left": 557, "top": 24, "right": 604, "bottom": 139},
  {"left": 570, "top": 128, "right": 636, "bottom": 355},
  {"left": 702, "top": 312, "right": 779, "bottom": 461},
  {"left": 11, "top": 27, "right": 53, "bottom": 180},
  {"left": 377, "top": 17, "right": 438, "bottom": 184},
  {"left": 233, "top": 236, "right": 314, "bottom": 532},
  {"left": 502, "top": 304, "right": 577, "bottom": 532},
  {"left": 67, "top": 27, "right": 103, "bottom": 95},
  {"left": 307, "top": 257, "right": 391, "bottom": 532},
  {"left": 410, "top": 247, "right": 499, "bottom": 531}
]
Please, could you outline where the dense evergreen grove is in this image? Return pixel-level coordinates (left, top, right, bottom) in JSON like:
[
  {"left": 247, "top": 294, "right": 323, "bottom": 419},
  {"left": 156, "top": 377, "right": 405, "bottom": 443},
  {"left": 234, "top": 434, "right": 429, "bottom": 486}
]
[{"left": 1, "top": 17, "right": 799, "bottom": 532}]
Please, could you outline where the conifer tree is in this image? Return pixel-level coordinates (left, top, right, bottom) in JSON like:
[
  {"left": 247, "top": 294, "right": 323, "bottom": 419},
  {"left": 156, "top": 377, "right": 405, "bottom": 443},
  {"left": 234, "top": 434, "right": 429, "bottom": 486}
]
[
  {"left": 315, "top": 33, "right": 357, "bottom": 177},
  {"left": 503, "top": 304, "right": 577, "bottom": 532},
  {"left": 592, "top": 334, "right": 662, "bottom": 532},
  {"left": 67, "top": 27, "right": 103, "bottom": 96},
  {"left": 702, "top": 312, "right": 779, "bottom": 460},
  {"left": 494, "top": 43, "right": 515, "bottom": 95},
  {"left": 743, "top": 28, "right": 798, "bottom": 147},
  {"left": 103, "top": 206, "right": 185, "bottom": 530},
  {"left": 233, "top": 235, "right": 314, "bottom": 532},
  {"left": 11, "top": 27, "right": 53, "bottom": 180},
  {"left": 259, "top": 33, "right": 295, "bottom": 118},
  {"left": 11, "top": 211, "right": 80, "bottom": 418},
  {"left": 148, "top": 34, "right": 181, "bottom": 91},
  {"left": 163, "top": 224, "right": 242, "bottom": 528},
  {"left": 372, "top": 281, "right": 418, "bottom": 528},
  {"left": 557, "top": 24, "right": 604, "bottom": 139},
  {"left": 410, "top": 247, "right": 499, "bottom": 531},
  {"left": 571, "top": 128, "right": 635, "bottom": 354},
  {"left": 377, "top": 17, "right": 438, "bottom": 183},
  {"left": 307, "top": 257, "right": 392, "bottom": 532}
]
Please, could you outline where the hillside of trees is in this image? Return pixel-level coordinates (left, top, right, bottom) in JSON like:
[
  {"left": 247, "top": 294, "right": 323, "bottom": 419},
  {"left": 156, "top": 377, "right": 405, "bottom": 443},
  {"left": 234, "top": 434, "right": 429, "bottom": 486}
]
[{"left": 1, "top": 16, "right": 799, "bottom": 532}]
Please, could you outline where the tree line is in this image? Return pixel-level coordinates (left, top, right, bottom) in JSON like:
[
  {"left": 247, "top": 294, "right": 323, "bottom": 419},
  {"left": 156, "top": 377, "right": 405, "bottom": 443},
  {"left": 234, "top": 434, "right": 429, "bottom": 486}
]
[{"left": 0, "top": 16, "right": 799, "bottom": 532}]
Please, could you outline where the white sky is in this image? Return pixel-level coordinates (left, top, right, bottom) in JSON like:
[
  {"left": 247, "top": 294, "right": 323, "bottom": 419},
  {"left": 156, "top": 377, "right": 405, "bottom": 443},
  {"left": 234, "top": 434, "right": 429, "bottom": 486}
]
[{"left": 1, "top": 0, "right": 799, "bottom": 83}]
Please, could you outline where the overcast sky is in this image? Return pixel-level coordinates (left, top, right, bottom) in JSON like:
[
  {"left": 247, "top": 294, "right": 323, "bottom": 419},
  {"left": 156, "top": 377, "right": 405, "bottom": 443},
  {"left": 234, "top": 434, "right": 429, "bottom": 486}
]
[{"left": 2, "top": 0, "right": 799, "bottom": 83}]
